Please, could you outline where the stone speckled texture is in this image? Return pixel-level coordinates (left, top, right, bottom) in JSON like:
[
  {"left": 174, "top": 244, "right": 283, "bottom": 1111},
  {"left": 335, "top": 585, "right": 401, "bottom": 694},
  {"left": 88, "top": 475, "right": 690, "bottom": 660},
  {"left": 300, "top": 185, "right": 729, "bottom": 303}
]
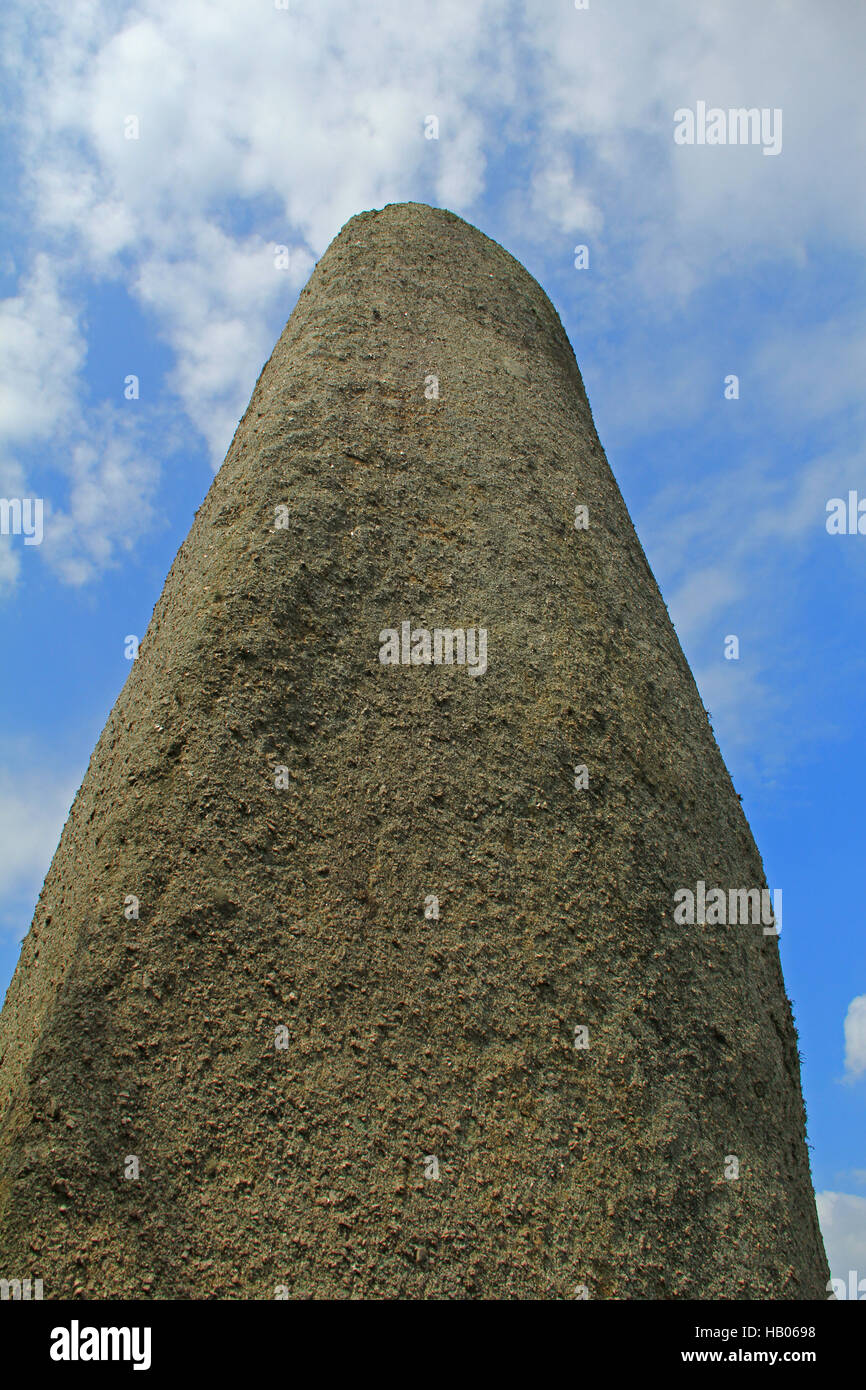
[{"left": 0, "top": 202, "right": 828, "bottom": 1299}]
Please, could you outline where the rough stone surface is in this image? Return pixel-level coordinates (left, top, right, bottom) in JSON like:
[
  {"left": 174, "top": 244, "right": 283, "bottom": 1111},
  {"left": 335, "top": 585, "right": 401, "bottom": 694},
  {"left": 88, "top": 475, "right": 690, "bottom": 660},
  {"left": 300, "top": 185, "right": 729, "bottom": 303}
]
[{"left": 0, "top": 202, "right": 828, "bottom": 1299}]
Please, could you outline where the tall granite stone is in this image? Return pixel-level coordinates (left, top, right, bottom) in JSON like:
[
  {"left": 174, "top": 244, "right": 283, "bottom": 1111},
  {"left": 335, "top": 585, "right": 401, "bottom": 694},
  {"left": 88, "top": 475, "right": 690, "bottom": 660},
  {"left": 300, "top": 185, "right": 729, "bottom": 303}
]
[{"left": 0, "top": 202, "right": 828, "bottom": 1299}]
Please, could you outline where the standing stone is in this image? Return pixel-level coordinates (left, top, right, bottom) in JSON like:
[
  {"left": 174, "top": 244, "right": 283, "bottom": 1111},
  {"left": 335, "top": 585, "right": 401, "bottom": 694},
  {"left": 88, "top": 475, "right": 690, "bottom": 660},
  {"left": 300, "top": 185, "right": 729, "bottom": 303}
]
[{"left": 0, "top": 202, "right": 828, "bottom": 1299}]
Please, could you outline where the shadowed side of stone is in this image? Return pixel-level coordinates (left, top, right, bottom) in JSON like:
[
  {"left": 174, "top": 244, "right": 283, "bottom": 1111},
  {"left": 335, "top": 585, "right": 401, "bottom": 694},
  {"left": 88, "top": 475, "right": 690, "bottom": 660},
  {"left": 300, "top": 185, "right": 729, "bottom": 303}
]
[{"left": 0, "top": 202, "right": 828, "bottom": 1299}]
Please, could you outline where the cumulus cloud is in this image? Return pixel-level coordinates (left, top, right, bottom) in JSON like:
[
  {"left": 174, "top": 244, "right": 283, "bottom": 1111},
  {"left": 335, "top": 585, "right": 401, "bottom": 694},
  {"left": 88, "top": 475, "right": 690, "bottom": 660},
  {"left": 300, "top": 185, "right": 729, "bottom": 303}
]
[
  {"left": 0, "top": 539, "right": 21, "bottom": 593},
  {"left": 0, "top": 759, "right": 77, "bottom": 928},
  {"left": 530, "top": 156, "right": 603, "bottom": 238},
  {"left": 843, "top": 995, "right": 866, "bottom": 1081},
  {"left": 816, "top": 1192, "right": 866, "bottom": 1294},
  {"left": 0, "top": 255, "right": 84, "bottom": 446},
  {"left": 133, "top": 225, "right": 314, "bottom": 464},
  {"left": 0, "top": 0, "right": 863, "bottom": 780},
  {"left": 45, "top": 413, "right": 163, "bottom": 587},
  {"left": 0, "top": 256, "right": 162, "bottom": 595},
  {"left": 5, "top": 0, "right": 509, "bottom": 489},
  {"left": 0, "top": 257, "right": 81, "bottom": 596},
  {"left": 0, "top": 754, "right": 79, "bottom": 1002},
  {"left": 11, "top": 0, "right": 861, "bottom": 429}
]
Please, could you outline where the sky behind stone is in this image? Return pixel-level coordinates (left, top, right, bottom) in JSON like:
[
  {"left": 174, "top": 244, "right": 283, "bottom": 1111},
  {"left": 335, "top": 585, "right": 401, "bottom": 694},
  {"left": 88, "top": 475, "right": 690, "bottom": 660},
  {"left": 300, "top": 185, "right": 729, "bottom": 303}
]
[{"left": 0, "top": 0, "right": 864, "bottom": 1289}]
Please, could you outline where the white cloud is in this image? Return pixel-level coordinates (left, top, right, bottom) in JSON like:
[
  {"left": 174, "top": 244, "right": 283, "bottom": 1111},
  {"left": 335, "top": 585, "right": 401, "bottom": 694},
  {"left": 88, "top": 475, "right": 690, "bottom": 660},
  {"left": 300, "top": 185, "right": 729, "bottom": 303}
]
[
  {"left": 433, "top": 111, "right": 487, "bottom": 212},
  {"left": 618, "top": 433, "right": 866, "bottom": 781},
  {"left": 530, "top": 155, "right": 603, "bottom": 237},
  {"left": 0, "top": 763, "right": 76, "bottom": 913},
  {"left": 0, "top": 255, "right": 162, "bottom": 596},
  {"left": 0, "top": 255, "right": 84, "bottom": 446},
  {"left": 0, "top": 539, "right": 22, "bottom": 593},
  {"left": 816, "top": 1191, "right": 866, "bottom": 1293},
  {"left": 843, "top": 995, "right": 866, "bottom": 1081},
  {"left": 9, "top": 0, "right": 507, "bottom": 475},
  {"left": 1, "top": 0, "right": 863, "bottom": 722},
  {"left": 754, "top": 317, "right": 866, "bottom": 433},
  {"left": 133, "top": 224, "right": 315, "bottom": 465},
  {"left": 46, "top": 414, "right": 162, "bottom": 587},
  {"left": 0, "top": 257, "right": 84, "bottom": 597},
  {"left": 15, "top": 0, "right": 857, "bottom": 347},
  {"left": 518, "top": 0, "right": 864, "bottom": 303}
]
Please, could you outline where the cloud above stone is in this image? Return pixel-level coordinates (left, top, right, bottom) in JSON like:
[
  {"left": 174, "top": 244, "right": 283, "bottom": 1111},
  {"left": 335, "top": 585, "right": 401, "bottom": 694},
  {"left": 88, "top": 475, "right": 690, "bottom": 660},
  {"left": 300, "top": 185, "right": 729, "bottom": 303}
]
[{"left": 843, "top": 995, "right": 866, "bottom": 1081}]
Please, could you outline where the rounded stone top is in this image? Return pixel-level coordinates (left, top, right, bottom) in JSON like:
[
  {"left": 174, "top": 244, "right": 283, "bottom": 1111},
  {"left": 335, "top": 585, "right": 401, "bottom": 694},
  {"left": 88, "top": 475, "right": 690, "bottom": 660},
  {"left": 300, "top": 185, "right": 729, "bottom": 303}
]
[{"left": 291, "top": 200, "right": 580, "bottom": 386}]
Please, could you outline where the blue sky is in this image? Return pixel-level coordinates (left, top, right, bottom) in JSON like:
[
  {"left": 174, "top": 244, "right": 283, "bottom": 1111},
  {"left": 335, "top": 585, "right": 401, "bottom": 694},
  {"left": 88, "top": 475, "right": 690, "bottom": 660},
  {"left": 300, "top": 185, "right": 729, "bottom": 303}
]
[{"left": 1, "top": 0, "right": 864, "bottom": 1288}]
